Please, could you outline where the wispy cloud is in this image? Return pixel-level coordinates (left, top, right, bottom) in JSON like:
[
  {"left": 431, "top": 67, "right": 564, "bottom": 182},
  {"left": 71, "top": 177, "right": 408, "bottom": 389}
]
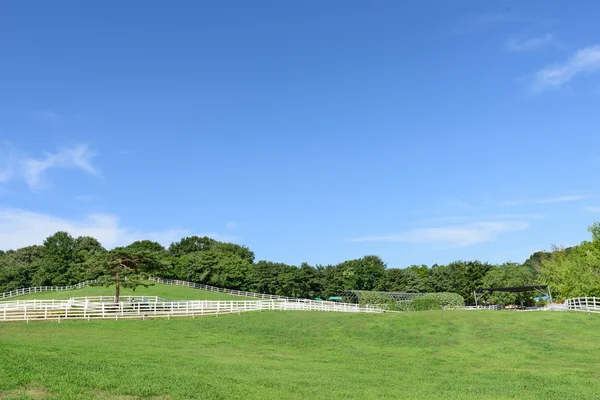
[
  {"left": 75, "top": 195, "right": 95, "bottom": 202},
  {"left": 419, "top": 215, "right": 475, "bottom": 224},
  {"left": 488, "top": 213, "right": 545, "bottom": 219},
  {"left": 585, "top": 206, "right": 600, "bottom": 213},
  {"left": 351, "top": 221, "right": 529, "bottom": 248},
  {"left": 506, "top": 33, "right": 557, "bottom": 52},
  {"left": 30, "top": 110, "right": 61, "bottom": 122},
  {"left": 226, "top": 221, "right": 237, "bottom": 230},
  {"left": 532, "top": 45, "right": 600, "bottom": 91},
  {"left": 0, "top": 208, "right": 237, "bottom": 250},
  {"left": 0, "top": 144, "right": 101, "bottom": 191},
  {"left": 452, "top": 10, "right": 521, "bottom": 35},
  {"left": 22, "top": 145, "right": 100, "bottom": 190},
  {"left": 502, "top": 195, "right": 589, "bottom": 206},
  {"left": 0, "top": 142, "right": 17, "bottom": 183}
]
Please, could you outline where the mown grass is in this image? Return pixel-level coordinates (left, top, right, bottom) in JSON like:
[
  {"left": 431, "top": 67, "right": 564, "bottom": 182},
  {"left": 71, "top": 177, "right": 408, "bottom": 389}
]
[
  {"left": 2, "top": 282, "right": 249, "bottom": 301},
  {"left": 1, "top": 311, "right": 599, "bottom": 399}
]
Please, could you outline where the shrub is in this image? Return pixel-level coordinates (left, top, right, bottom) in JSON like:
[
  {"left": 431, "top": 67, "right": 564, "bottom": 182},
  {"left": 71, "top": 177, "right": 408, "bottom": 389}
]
[
  {"left": 428, "top": 292, "right": 465, "bottom": 308},
  {"left": 358, "top": 292, "right": 396, "bottom": 310},
  {"left": 411, "top": 296, "right": 443, "bottom": 311},
  {"left": 411, "top": 292, "right": 465, "bottom": 311},
  {"left": 358, "top": 291, "right": 465, "bottom": 312}
]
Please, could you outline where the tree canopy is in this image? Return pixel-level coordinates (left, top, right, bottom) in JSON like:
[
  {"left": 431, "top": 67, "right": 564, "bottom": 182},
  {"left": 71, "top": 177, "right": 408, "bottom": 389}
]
[{"left": 1, "top": 223, "right": 600, "bottom": 303}]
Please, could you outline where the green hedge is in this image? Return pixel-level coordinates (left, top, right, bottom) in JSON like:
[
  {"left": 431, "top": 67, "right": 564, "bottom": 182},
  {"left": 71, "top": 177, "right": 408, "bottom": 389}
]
[
  {"left": 411, "top": 293, "right": 465, "bottom": 311},
  {"left": 412, "top": 296, "right": 443, "bottom": 311},
  {"left": 358, "top": 291, "right": 465, "bottom": 311}
]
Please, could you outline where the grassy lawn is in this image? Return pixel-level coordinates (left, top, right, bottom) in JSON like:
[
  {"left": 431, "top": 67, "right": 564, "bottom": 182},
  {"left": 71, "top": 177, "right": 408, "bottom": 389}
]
[
  {"left": 2, "top": 282, "right": 249, "bottom": 301},
  {"left": 1, "top": 311, "right": 599, "bottom": 399}
]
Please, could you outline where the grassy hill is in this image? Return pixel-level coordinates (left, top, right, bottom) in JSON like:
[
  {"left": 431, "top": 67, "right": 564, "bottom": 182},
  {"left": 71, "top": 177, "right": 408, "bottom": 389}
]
[
  {"left": 3, "top": 281, "right": 251, "bottom": 301},
  {"left": 1, "top": 311, "right": 599, "bottom": 399}
]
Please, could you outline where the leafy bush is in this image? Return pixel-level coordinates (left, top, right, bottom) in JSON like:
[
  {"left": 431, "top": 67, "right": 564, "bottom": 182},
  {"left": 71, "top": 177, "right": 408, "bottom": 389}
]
[
  {"left": 358, "top": 292, "right": 396, "bottom": 310},
  {"left": 536, "top": 299, "right": 547, "bottom": 307},
  {"left": 411, "top": 292, "right": 465, "bottom": 311},
  {"left": 412, "top": 296, "right": 443, "bottom": 311},
  {"left": 358, "top": 291, "right": 465, "bottom": 311},
  {"left": 428, "top": 292, "right": 465, "bottom": 308}
]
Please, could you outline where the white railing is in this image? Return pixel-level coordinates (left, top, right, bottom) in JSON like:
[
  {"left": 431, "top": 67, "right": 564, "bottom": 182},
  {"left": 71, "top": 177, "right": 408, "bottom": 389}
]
[
  {"left": 462, "top": 305, "right": 503, "bottom": 310},
  {"left": 148, "top": 277, "right": 302, "bottom": 301},
  {"left": 0, "top": 298, "right": 384, "bottom": 322},
  {"left": 0, "top": 281, "right": 95, "bottom": 300},
  {"left": 70, "top": 296, "right": 164, "bottom": 303},
  {"left": 564, "top": 297, "right": 600, "bottom": 314},
  {"left": 1, "top": 278, "right": 303, "bottom": 301}
]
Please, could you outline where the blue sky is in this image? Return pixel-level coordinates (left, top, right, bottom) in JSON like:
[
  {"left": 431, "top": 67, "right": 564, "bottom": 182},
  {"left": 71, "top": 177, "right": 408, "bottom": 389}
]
[{"left": 1, "top": 1, "right": 600, "bottom": 268}]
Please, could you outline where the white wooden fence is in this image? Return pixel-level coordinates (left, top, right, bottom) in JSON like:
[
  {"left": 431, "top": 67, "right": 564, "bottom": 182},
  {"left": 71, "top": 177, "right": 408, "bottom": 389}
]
[
  {"left": 463, "top": 305, "right": 503, "bottom": 310},
  {"left": 564, "top": 297, "right": 600, "bottom": 314},
  {"left": 1, "top": 278, "right": 302, "bottom": 301},
  {"left": 0, "top": 297, "right": 383, "bottom": 322},
  {"left": 148, "top": 277, "right": 300, "bottom": 300},
  {"left": 0, "top": 281, "right": 95, "bottom": 300}
]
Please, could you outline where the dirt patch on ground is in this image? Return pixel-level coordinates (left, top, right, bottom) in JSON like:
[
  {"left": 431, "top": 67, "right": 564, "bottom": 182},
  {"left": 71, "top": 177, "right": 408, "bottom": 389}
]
[
  {"left": 0, "top": 385, "right": 49, "bottom": 399},
  {"left": 92, "top": 389, "right": 172, "bottom": 399}
]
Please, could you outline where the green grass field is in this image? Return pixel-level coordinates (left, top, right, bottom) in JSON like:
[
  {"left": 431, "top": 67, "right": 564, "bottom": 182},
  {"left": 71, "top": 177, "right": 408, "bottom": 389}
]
[
  {"left": 2, "top": 282, "right": 249, "bottom": 301},
  {"left": 1, "top": 310, "right": 599, "bottom": 400}
]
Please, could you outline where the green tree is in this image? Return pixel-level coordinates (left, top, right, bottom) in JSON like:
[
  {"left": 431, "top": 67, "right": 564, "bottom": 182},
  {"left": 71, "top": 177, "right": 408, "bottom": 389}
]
[
  {"left": 481, "top": 262, "right": 535, "bottom": 304},
  {"left": 125, "top": 240, "right": 167, "bottom": 254},
  {"left": 385, "top": 268, "right": 425, "bottom": 292},
  {"left": 90, "top": 248, "right": 163, "bottom": 302},
  {"left": 168, "top": 236, "right": 216, "bottom": 257},
  {"left": 32, "top": 231, "right": 77, "bottom": 286},
  {"left": 0, "top": 255, "right": 29, "bottom": 292},
  {"left": 249, "top": 261, "right": 288, "bottom": 294}
]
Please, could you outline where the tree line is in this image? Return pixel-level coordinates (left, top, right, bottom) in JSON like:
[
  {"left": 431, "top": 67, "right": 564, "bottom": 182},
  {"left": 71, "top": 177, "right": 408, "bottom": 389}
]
[{"left": 1, "top": 223, "right": 599, "bottom": 303}]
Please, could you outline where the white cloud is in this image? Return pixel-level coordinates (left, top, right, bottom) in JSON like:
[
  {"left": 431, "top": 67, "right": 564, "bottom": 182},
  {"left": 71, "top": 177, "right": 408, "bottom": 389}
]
[
  {"left": 226, "top": 221, "right": 237, "bottom": 230},
  {"left": 351, "top": 221, "right": 529, "bottom": 248},
  {"left": 502, "top": 195, "right": 589, "bottom": 206},
  {"left": 488, "top": 213, "right": 544, "bottom": 219},
  {"left": 22, "top": 145, "right": 100, "bottom": 190},
  {"left": 0, "top": 142, "right": 18, "bottom": 183},
  {"left": 0, "top": 144, "right": 101, "bottom": 191},
  {"left": 452, "top": 11, "right": 521, "bottom": 35},
  {"left": 0, "top": 208, "right": 236, "bottom": 250},
  {"left": 74, "top": 195, "right": 95, "bottom": 202},
  {"left": 532, "top": 45, "right": 600, "bottom": 91},
  {"left": 536, "top": 195, "right": 590, "bottom": 204},
  {"left": 506, "top": 33, "right": 556, "bottom": 52},
  {"left": 585, "top": 206, "right": 600, "bottom": 213},
  {"left": 30, "top": 110, "right": 60, "bottom": 122}
]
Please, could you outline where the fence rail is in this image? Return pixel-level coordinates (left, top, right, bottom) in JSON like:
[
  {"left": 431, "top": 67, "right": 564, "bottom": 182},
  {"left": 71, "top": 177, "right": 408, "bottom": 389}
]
[
  {"left": 564, "top": 297, "right": 600, "bottom": 314},
  {"left": 0, "top": 281, "right": 95, "bottom": 300},
  {"left": 147, "top": 277, "right": 300, "bottom": 300},
  {"left": 463, "top": 305, "right": 503, "bottom": 310},
  {"left": 0, "top": 298, "right": 383, "bottom": 322},
  {"left": 1, "top": 278, "right": 301, "bottom": 302}
]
